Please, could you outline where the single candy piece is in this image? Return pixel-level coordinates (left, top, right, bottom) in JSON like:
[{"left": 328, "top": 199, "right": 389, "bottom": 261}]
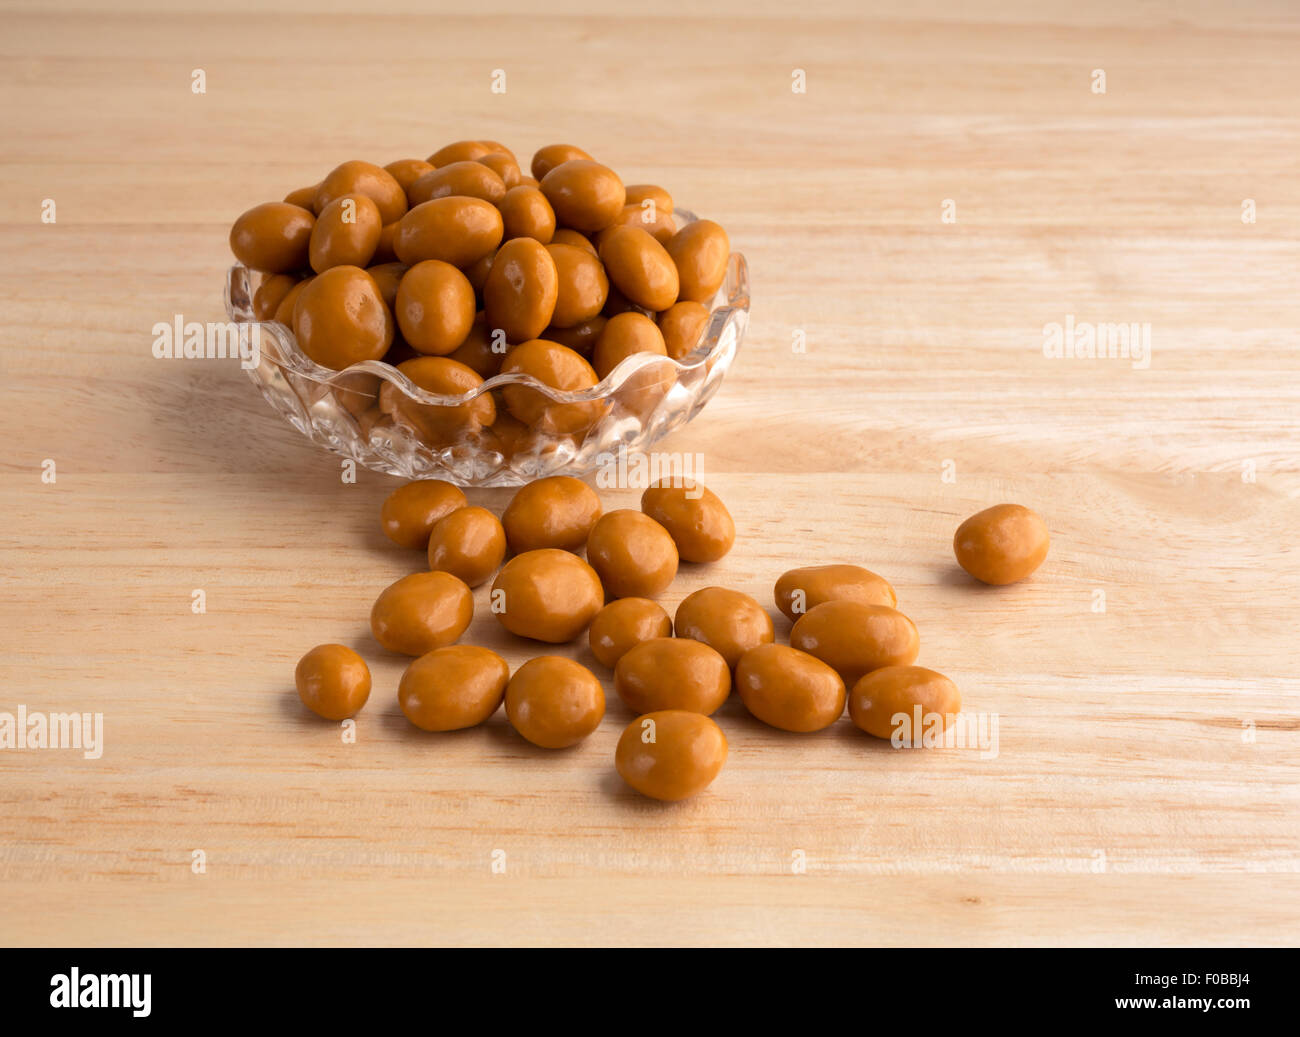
[
  {"left": 594, "top": 313, "right": 674, "bottom": 416},
  {"left": 408, "top": 161, "right": 506, "bottom": 207},
  {"left": 229, "top": 201, "right": 314, "bottom": 274},
  {"left": 478, "top": 151, "right": 522, "bottom": 189},
  {"left": 530, "top": 143, "right": 594, "bottom": 181},
  {"left": 491, "top": 549, "right": 604, "bottom": 643},
  {"left": 735, "top": 644, "right": 845, "bottom": 732},
  {"left": 788, "top": 601, "right": 919, "bottom": 687},
  {"left": 253, "top": 273, "right": 299, "bottom": 321},
  {"left": 394, "top": 197, "right": 503, "bottom": 268},
  {"left": 546, "top": 242, "right": 609, "bottom": 327},
  {"left": 295, "top": 644, "right": 371, "bottom": 720},
  {"left": 597, "top": 202, "right": 676, "bottom": 246},
  {"left": 483, "top": 237, "right": 559, "bottom": 343},
  {"left": 539, "top": 159, "right": 626, "bottom": 232},
  {"left": 665, "top": 219, "right": 729, "bottom": 303},
  {"left": 773, "top": 564, "right": 897, "bottom": 622},
  {"left": 383, "top": 158, "right": 436, "bottom": 197},
  {"left": 640, "top": 479, "right": 734, "bottom": 563},
  {"left": 588, "top": 597, "right": 672, "bottom": 669},
  {"left": 614, "top": 637, "right": 730, "bottom": 715},
  {"left": 381, "top": 356, "right": 496, "bottom": 448},
  {"left": 398, "top": 645, "right": 510, "bottom": 731},
  {"left": 499, "top": 339, "right": 606, "bottom": 434},
  {"left": 501, "top": 476, "right": 602, "bottom": 554},
  {"left": 592, "top": 312, "right": 667, "bottom": 381},
  {"left": 314, "top": 160, "right": 408, "bottom": 224},
  {"left": 953, "top": 503, "right": 1049, "bottom": 585},
  {"left": 380, "top": 479, "right": 468, "bottom": 550},
  {"left": 674, "top": 586, "right": 774, "bottom": 669},
  {"left": 370, "top": 571, "right": 473, "bottom": 656},
  {"left": 657, "top": 300, "right": 710, "bottom": 361},
  {"left": 499, "top": 185, "right": 557, "bottom": 244},
  {"left": 283, "top": 184, "right": 319, "bottom": 209},
  {"left": 426, "top": 506, "right": 507, "bottom": 588},
  {"left": 598, "top": 225, "right": 679, "bottom": 312},
  {"left": 615, "top": 710, "right": 727, "bottom": 801},
  {"left": 623, "top": 184, "right": 674, "bottom": 215},
  {"left": 395, "top": 260, "right": 476, "bottom": 356},
  {"left": 427, "top": 140, "right": 496, "bottom": 166},
  {"left": 505, "top": 656, "right": 605, "bottom": 748},
  {"left": 308, "top": 194, "right": 382, "bottom": 273},
  {"left": 292, "top": 265, "right": 393, "bottom": 370},
  {"left": 551, "top": 228, "right": 597, "bottom": 254},
  {"left": 586, "top": 510, "right": 678, "bottom": 599},
  {"left": 849, "top": 665, "right": 961, "bottom": 742}
]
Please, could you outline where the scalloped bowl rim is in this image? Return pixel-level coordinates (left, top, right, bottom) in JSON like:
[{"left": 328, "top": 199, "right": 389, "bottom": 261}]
[{"left": 225, "top": 209, "right": 749, "bottom": 409}]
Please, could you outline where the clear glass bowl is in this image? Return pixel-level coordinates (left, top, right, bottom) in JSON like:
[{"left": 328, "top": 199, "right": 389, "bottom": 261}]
[{"left": 225, "top": 209, "right": 749, "bottom": 486}]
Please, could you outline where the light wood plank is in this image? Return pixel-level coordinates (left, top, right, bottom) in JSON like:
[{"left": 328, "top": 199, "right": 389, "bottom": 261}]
[{"left": 1, "top": 0, "right": 1297, "bottom": 946}]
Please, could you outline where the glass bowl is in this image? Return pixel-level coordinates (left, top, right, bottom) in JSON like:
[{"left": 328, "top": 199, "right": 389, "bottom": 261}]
[{"left": 225, "top": 209, "right": 749, "bottom": 486}]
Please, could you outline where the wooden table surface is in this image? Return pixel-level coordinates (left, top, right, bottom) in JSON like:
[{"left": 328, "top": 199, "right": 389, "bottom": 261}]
[{"left": 2, "top": 0, "right": 1298, "bottom": 947}]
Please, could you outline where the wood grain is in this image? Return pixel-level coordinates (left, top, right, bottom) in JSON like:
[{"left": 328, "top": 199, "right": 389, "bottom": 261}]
[{"left": 1, "top": 0, "right": 1297, "bottom": 946}]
